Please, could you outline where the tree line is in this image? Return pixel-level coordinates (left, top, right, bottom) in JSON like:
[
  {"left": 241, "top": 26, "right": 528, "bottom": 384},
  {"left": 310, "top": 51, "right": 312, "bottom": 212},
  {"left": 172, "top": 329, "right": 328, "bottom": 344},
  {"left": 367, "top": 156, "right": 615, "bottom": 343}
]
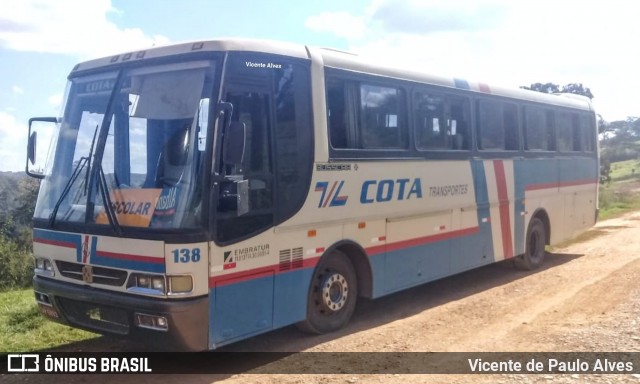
[{"left": 0, "top": 175, "right": 39, "bottom": 289}]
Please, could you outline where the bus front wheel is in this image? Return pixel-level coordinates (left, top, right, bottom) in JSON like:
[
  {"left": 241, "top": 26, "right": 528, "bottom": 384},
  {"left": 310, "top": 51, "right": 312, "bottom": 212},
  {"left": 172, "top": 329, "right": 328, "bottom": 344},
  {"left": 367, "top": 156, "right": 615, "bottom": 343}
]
[
  {"left": 297, "top": 250, "right": 357, "bottom": 334},
  {"left": 514, "top": 217, "right": 546, "bottom": 270}
]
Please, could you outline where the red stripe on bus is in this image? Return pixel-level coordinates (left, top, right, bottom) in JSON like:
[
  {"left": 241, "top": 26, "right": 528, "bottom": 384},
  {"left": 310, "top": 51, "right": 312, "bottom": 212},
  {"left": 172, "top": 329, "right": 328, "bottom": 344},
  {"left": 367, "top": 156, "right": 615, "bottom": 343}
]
[
  {"left": 323, "top": 182, "right": 338, "bottom": 208},
  {"left": 493, "top": 160, "right": 514, "bottom": 259},
  {"left": 210, "top": 256, "right": 321, "bottom": 287},
  {"left": 369, "top": 226, "right": 480, "bottom": 256},
  {"left": 33, "top": 238, "right": 76, "bottom": 249},
  {"left": 367, "top": 244, "right": 386, "bottom": 256},
  {"left": 208, "top": 227, "right": 479, "bottom": 288},
  {"left": 95, "top": 250, "right": 164, "bottom": 264}
]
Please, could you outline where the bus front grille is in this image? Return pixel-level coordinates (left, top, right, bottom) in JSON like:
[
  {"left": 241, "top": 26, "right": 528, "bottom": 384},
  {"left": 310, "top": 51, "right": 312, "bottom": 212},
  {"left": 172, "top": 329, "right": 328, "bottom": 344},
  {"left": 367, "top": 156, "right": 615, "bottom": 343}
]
[
  {"left": 56, "top": 261, "right": 128, "bottom": 286},
  {"left": 57, "top": 297, "right": 130, "bottom": 335}
]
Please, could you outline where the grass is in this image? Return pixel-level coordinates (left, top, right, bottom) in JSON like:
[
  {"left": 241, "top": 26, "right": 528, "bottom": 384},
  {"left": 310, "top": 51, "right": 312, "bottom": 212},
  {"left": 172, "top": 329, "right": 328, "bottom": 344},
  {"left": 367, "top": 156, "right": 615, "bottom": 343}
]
[
  {"left": 599, "top": 159, "right": 640, "bottom": 220},
  {"left": 0, "top": 288, "right": 97, "bottom": 352},
  {"left": 608, "top": 158, "right": 640, "bottom": 182}
]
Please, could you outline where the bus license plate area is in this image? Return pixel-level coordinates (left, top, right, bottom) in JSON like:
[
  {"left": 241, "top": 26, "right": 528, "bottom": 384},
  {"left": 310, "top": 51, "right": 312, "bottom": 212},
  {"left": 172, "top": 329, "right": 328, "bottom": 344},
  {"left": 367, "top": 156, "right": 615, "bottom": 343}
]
[{"left": 58, "top": 297, "right": 130, "bottom": 334}]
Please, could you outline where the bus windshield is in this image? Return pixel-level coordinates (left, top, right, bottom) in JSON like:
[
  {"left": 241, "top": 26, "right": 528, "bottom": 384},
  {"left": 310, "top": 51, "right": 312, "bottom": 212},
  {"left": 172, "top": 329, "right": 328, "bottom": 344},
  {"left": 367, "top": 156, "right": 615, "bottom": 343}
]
[{"left": 34, "top": 60, "right": 217, "bottom": 231}]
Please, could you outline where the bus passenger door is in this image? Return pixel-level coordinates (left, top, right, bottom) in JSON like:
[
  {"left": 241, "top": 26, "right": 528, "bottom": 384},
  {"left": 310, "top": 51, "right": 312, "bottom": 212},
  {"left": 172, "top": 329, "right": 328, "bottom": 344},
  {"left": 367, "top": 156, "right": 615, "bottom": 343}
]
[{"left": 210, "top": 81, "right": 276, "bottom": 346}]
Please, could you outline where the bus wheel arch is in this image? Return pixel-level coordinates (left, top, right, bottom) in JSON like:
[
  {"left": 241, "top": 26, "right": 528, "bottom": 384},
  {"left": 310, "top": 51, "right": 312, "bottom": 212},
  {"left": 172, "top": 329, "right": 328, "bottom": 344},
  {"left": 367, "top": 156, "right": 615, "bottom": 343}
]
[
  {"left": 333, "top": 241, "right": 373, "bottom": 299},
  {"left": 514, "top": 210, "right": 549, "bottom": 270},
  {"left": 297, "top": 241, "right": 371, "bottom": 334}
]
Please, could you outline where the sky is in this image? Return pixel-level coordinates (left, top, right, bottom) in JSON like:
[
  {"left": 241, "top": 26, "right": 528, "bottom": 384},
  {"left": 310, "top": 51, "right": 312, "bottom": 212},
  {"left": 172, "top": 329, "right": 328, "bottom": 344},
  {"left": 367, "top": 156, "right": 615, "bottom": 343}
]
[{"left": 1, "top": 0, "right": 638, "bottom": 172}]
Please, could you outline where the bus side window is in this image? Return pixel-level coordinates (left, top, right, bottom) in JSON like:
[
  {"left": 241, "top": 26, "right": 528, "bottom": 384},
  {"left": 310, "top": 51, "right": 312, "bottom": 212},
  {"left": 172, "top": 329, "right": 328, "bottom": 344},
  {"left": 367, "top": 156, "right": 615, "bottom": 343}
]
[
  {"left": 571, "top": 113, "right": 583, "bottom": 152},
  {"left": 478, "top": 100, "right": 505, "bottom": 150},
  {"left": 556, "top": 111, "right": 573, "bottom": 152},
  {"left": 579, "top": 113, "right": 596, "bottom": 152},
  {"left": 327, "top": 79, "right": 358, "bottom": 149},
  {"left": 478, "top": 100, "right": 518, "bottom": 151},
  {"left": 327, "top": 80, "right": 348, "bottom": 149},
  {"left": 414, "top": 91, "right": 447, "bottom": 150},
  {"left": 448, "top": 97, "right": 470, "bottom": 150},
  {"left": 524, "top": 106, "right": 555, "bottom": 151},
  {"left": 359, "top": 84, "right": 407, "bottom": 149}
]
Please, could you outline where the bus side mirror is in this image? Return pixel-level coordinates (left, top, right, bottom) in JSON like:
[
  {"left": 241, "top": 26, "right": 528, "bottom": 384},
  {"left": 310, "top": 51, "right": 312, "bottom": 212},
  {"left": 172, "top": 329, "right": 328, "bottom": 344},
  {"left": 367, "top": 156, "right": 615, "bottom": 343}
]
[
  {"left": 27, "top": 131, "right": 37, "bottom": 165},
  {"left": 222, "top": 121, "right": 246, "bottom": 166},
  {"left": 26, "top": 117, "right": 57, "bottom": 179}
]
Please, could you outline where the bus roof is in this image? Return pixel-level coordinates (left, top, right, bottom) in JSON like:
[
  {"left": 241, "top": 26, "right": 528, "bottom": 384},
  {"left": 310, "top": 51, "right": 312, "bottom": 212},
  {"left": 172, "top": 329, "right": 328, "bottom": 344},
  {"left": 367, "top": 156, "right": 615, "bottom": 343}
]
[{"left": 72, "top": 38, "right": 593, "bottom": 112}]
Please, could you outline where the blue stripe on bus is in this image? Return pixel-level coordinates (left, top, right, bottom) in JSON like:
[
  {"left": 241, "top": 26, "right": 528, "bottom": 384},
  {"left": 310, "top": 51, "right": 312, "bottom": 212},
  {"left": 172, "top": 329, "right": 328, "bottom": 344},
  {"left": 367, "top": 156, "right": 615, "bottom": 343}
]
[
  {"left": 91, "top": 253, "right": 165, "bottom": 273},
  {"left": 454, "top": 78, "right": 470, "bottom": 90},
  {"left": 209, "top": 269, "right": 312, "bottom": 348},
  {"left": 33, "top": 228, "right": 165, "bottom": 273},
  {"left": 468, "top": 159, "right": 495, "bottom": 263},
  {"left": 33, "top": 228, "right": 83, "bottom": 261}
]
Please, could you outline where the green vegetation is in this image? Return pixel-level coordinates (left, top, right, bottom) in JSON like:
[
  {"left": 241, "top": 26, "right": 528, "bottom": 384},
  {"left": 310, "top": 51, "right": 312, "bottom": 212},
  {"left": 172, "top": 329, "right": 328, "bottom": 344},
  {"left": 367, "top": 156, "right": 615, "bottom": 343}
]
[
  {"left": 599, "top": 159, "right": 640, "bottom": 220},
  {"left": 608, "top": 158, "right": 640, "bottom": 182},
  {"left": 0, "top": 173, "right": 96, "bottom": 351},
  {"left": 0, "top": 233, "right": 33, "bottom": 289},
  {"left": 0, "top": 289, "right": 97, "bottom": 352},
  {"left": 0, "top": 174, "right": 40, "bottom": 290}
]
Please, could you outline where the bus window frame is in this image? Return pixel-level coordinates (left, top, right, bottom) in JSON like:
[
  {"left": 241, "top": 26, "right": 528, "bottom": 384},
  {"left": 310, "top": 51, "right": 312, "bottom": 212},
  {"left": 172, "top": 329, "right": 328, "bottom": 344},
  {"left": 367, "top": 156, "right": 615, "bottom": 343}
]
[
  {"left": 325, "top": 68, "right": 413, "bottom": 160},
  {"left": 412, "top": 87, "right": 473, "bottom": 154}
]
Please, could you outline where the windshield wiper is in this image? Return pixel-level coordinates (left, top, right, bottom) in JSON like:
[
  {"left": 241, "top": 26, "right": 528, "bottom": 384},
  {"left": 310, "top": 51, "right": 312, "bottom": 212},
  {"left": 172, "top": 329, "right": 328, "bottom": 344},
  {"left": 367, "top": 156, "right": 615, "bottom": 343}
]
[
  {"left": 84, "top": 124, "right": 99, "bottom": 194},
  {"left": 48, "top": 124, "right": 99, "bottom": 227},
  {"left": 48, "top": 156, "right": 88, "bottom": 227},
  {"left": 97, "top": 164, "right": 122, "bottom": 236}
]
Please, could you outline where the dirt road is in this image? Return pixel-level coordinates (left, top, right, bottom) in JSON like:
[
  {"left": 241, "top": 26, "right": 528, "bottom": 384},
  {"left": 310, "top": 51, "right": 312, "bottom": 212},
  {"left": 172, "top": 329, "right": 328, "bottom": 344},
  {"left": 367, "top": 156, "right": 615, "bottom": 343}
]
[{"left": 6, "top": 211, "right": 640, "bottom": 383}]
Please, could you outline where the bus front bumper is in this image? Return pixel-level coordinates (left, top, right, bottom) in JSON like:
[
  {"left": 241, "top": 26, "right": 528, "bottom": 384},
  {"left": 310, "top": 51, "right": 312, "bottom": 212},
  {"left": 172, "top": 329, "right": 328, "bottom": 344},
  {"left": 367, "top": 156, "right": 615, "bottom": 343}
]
[{"left": 33, "top": 276, "right": 209, "bottom": 351}]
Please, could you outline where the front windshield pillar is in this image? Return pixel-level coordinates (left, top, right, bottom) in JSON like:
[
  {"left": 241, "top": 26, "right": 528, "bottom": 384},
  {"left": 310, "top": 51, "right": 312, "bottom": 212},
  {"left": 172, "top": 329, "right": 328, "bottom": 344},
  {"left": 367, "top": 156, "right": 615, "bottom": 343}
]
[{"left": 84, "top": 70, "right": 123, "bottom": 227}]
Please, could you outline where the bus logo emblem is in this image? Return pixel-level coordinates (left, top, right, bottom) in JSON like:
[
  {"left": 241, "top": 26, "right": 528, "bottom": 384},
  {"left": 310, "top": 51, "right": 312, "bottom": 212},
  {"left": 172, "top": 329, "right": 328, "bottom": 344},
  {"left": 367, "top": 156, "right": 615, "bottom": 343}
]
[
  {"left": 82, "top": 265, "right": 93, "bottom": 283},
  {"left": 315, "top": 181, "right": 348, "bottom": 208},
  {"left": 82, "top": 235, "right": 90, "bottom": 263},
  {"left": 223, "top": 251, "right": 236, "bottom": 270}
]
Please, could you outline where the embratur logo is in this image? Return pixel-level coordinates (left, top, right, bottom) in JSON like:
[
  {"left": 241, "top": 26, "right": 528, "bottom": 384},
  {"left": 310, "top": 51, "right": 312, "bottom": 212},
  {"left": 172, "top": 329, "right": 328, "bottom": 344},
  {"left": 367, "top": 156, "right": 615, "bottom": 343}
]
[{"left": 223, "top": 251, "right": 236, "bottom": 270}]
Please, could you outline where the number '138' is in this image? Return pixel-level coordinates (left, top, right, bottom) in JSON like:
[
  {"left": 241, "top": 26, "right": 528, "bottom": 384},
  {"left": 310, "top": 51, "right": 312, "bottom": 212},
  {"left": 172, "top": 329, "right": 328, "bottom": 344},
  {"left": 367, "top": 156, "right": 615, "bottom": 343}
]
[{"left": 172, "top": 248, "right": 201, "bottom": 263}]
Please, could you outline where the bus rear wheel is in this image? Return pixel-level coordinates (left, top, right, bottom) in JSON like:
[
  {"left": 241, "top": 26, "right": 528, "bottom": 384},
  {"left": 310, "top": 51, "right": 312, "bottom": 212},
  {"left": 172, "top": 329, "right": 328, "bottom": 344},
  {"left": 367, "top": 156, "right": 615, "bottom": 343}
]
[
  {"left": 514, "top": 217, "right": 546, "bottom": 270},
  {"left": 297, "top": 250, "right": 357, "bottom": 334}
]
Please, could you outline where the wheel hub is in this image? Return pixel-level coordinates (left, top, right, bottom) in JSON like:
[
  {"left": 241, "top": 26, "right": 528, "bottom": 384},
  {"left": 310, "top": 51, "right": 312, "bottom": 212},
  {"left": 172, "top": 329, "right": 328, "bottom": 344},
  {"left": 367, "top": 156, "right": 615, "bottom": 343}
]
[{"left": 321, "top": 272, "right": 348, "bottom": 312}]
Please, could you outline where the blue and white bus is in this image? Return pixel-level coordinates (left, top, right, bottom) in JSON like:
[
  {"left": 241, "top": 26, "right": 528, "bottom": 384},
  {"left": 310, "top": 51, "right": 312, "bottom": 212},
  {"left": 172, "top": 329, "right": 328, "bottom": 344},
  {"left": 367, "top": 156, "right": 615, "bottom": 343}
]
[{"left": 26, "top": 39, "right": 598, "bottom": 350}]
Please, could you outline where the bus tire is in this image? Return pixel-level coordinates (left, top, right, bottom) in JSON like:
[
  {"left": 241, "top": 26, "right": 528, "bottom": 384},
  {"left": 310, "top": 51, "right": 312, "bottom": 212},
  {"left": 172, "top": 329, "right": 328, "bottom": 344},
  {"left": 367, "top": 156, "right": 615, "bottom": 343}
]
[
  {"left": 297, "top": 250, "right": 357, "bottom": 334},
  {"left": 514, "top": 217, "right": 546, "bottom": 270}
]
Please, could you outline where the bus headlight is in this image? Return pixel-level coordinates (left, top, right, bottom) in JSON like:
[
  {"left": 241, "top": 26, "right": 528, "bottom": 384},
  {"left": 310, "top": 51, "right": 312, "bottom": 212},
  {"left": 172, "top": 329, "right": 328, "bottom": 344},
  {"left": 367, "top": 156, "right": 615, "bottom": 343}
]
[
  {"left": 151, "top": 276, "right": 165, "bottom": 291},
  {"left": 34, "top": 257, "right": 54, "bottom": 276},
  {"left": 127, "top": 274, "right": 193, "bottom": 296},
  {"left": 136, "top": 275, "right": 150, "bottom": 288},
  {"left": 168, "top": 275, "right": 193, "bottom": 294},
  {"left": 128, "top": 273, "right": 166, "bottom": 295}
]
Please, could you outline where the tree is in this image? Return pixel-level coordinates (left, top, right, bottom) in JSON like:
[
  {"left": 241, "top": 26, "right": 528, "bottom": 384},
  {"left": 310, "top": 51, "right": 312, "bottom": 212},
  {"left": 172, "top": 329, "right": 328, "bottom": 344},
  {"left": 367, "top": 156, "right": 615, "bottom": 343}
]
[
  {"left": 599, "top": 117, "right": 640, "bottom": 163},
  {"left": 561, "top": 83, "right": 594, "bottom": 99},
  {"left": 521, "top": 82, "right": 594, "bottom": 99},
  {"left": 12, "top": 177, "right": 40, "bottom": 228},
  {"left": 521, "top": 82, "right": 560, "bottom": 94}
]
